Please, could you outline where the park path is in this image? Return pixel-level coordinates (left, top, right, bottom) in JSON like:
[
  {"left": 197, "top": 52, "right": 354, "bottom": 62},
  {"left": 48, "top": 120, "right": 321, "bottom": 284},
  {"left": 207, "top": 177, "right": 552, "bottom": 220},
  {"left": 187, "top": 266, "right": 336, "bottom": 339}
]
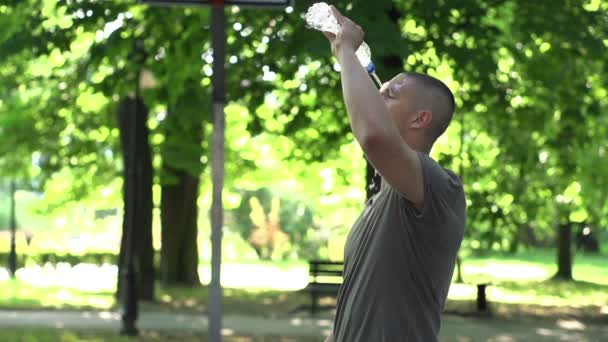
[{"left": 0, "top": 309, "right": 606, "bottom": 341}]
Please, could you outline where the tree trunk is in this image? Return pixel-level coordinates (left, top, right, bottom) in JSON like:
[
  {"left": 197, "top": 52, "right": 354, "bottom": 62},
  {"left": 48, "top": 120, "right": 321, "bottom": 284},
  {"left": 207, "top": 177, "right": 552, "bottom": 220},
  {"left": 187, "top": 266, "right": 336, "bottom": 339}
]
[
  {"left": 508, "top": 229, "right": 520, "bottom": 253},
  {"left": 116, "top": 96, "right": 155, "bottom": 301},
  {"left": 160, "top": 168, "right": 201, "bottom": 285},
  {"left": 553, "top": 222, "right": 573, "bottom": 281},
  {"left": 158, "top": 85, "right": 205, "bottom": 286}
]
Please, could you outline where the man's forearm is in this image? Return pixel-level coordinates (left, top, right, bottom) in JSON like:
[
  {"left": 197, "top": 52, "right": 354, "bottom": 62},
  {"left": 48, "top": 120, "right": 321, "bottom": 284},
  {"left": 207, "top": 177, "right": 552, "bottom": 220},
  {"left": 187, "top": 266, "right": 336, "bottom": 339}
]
[
  {"left": 324, "top": 332, "right": 334, "bottom": 342},
  {"left": 337, "top": 48, "right": 398, "bottom": 147}
]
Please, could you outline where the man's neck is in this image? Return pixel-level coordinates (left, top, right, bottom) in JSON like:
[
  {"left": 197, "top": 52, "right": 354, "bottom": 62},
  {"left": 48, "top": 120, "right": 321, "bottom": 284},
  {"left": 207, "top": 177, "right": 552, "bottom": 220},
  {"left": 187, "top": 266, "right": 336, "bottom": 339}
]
[{"left": 403, "top": 136, "right": 432, "bottom": 155}]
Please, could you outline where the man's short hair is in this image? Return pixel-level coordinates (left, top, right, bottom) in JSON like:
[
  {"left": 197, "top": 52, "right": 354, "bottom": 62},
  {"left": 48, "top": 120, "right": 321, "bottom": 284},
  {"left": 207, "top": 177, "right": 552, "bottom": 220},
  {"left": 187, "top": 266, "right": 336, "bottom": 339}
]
[{"left": 405, "top": 72, "right": 455, "bottom": 141}]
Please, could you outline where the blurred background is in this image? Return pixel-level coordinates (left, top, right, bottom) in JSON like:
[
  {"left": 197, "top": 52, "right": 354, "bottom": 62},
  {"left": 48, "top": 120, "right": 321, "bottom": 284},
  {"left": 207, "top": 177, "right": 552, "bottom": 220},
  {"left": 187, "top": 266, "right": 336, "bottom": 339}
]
[{"left": 0, "top": 0, "right": 606, "bottom": 341}]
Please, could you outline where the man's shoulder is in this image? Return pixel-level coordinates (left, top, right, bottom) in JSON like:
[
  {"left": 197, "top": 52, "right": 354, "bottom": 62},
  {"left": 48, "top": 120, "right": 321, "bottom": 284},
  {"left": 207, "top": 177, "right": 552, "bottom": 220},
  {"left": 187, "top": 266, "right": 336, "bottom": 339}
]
[
  {"left": 417, "top": 153, "right": 466, "bottom": 221},
  {"left": 443, "top": 167, "right": 464, "bottom": 189},
  {"left": 417, "top": 152, "right": 462, "bottom": 190}
]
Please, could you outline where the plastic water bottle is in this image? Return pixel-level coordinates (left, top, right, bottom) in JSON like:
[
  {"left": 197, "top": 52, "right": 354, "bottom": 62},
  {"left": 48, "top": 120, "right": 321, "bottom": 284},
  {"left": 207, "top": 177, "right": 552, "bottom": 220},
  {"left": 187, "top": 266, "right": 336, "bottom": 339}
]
[{"left": 305, "top": 2, "right": 382, "bottom": 88}]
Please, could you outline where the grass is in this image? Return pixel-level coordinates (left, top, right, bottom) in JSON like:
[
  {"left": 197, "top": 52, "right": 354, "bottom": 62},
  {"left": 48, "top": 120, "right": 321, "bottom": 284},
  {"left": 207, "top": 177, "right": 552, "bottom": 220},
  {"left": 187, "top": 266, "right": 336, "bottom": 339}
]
[
  {"left": 150, "top": 285, "right": 310, "bottom": 317},
  {"left": 0, "top": 329, "right": 318, "bottom": 342},
  {"left": 462, "top": 249, "right": 608, "bottom": 285},
  {"left": 0, "top": 248, "right": 606, "bottom": 321},
  {"left": 0, "top": 279, "right": 115, "bottom": 310},
  {"left": 0, "top": 329, "right": 129, "bottom": 342},
  {"left": 0, "top": 279, "right": 311, "bottom": 318}
]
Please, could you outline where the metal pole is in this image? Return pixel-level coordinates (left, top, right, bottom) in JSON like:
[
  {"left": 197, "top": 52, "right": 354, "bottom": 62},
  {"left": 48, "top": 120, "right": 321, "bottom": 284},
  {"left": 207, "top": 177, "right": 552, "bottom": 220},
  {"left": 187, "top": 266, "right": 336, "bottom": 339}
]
[
  {"left": 454, "top": 100, "right": 465, "bottom": 284},
  {"left": 120, "top": 40, "right": 145, "bottom": 337},
  {"left": 209, "top": 3, "right": 226, "bottom": 342},
  {"left": 8, "top": 180, "right": 17, "bottom": 278}
]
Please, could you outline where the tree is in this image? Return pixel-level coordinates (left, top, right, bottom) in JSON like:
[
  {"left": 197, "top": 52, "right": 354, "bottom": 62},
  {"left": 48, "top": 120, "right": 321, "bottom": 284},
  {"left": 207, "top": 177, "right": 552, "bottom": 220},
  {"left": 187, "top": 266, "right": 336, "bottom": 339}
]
[
  {"left": 1, "top": 0, "right": 606, "bottom": 288},
  {"left": 230, "top": 187, "right": 315, "bottom": 260},
  {"left": 494, "top": 0, "right": 607, "bottom": 280},
  {"left": 158, "top": 83, "right": 208, "bottom": 285},
  {"left": 391, "top": 0, "right": 607, "bottom": 282},
  {"left": 0, "top": 0, "right": 157, "bottom": 291},
  {"left": 116, "top": 96, "right": 155, "bottom": 300}
]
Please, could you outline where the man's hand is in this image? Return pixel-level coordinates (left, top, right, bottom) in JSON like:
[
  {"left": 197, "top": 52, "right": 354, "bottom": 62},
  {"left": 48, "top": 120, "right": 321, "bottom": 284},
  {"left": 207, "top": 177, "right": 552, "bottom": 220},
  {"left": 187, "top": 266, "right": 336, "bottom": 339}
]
[{"left": 323, "top": 6, "right": 364, "bottom": 57}]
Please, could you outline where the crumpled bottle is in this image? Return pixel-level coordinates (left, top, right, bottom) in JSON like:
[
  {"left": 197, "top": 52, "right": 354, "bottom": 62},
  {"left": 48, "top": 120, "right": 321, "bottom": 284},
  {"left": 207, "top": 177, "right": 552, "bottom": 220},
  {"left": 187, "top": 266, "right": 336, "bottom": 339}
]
[{"left": 305, "top": 2, "right": 382, "bottom": 87}]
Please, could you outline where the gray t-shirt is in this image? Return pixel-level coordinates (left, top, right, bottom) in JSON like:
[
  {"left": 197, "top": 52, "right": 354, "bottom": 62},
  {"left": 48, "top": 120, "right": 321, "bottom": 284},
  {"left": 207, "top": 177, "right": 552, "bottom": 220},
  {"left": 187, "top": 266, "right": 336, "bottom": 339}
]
[{"left": 333, "top": 152, "right": 466, "bottom": 342}]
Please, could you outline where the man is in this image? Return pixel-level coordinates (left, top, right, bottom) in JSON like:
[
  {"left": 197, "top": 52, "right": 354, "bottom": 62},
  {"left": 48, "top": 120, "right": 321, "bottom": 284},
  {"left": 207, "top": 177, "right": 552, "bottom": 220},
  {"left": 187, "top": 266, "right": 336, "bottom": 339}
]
[{"left": 321, "top": 6, "right": 466, "bottom": 342}]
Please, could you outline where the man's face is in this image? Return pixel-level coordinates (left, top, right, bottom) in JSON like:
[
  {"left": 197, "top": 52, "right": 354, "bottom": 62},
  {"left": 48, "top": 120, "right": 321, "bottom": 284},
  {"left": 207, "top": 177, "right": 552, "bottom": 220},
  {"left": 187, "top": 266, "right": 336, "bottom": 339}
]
[{"left": 379, "top": 73, "right": 417, "bottom": 129}]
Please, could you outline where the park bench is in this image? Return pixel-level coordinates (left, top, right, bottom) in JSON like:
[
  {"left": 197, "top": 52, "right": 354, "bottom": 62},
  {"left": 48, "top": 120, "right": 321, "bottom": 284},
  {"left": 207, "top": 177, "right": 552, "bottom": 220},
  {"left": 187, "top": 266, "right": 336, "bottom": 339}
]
[
  {"left": 460, "top": 274, "right": 492, "bottom": 313},
  {"left": 475, "top": 283, "right": 490, "bottom": 312},
  {"left": 298, "top": 260, "right": 490, "bottom": 314},
  {"left": 300, "top": 260, "right": 344, "bottom": 314}
]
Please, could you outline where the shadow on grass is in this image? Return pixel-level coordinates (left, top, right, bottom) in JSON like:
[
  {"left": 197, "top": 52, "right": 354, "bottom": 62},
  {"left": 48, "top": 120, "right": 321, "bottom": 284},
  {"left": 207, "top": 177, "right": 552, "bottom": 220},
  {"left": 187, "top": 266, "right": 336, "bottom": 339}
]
[
  {"left": 501, "top": 278, "right": 608, "bottom": 294},
  {"left": 446, "top": 279, "right": 608, "bottom": 324},
  {"left": 142, "top": 285, "right": 313, "bottom": 317},
  {"left": 0, "top": 278, "right": 317, "bottom": 318},
  {"left": 3, "top": 276, "right": 606, "bottom": 325},
  {"left": 491, "top": 278, "right": 608, "bottom": 306},
  {"left": 0, "top": 329, "right": 321, "bottom": 342}
]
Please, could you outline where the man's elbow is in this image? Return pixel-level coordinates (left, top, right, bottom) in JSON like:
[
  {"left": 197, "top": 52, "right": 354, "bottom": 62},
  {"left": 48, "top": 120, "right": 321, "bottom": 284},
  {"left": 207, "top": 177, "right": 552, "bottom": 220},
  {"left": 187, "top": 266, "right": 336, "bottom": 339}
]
[{"left": 360, "top": 132, "right": 391, "bottom": 154}]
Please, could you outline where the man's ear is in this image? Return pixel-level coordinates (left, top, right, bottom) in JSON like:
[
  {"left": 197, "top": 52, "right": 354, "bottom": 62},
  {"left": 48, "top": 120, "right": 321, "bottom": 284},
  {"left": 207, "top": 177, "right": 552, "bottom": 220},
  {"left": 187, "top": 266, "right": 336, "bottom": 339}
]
[{"left": 410, "top": 110, "right": 432, "bottom": 129}]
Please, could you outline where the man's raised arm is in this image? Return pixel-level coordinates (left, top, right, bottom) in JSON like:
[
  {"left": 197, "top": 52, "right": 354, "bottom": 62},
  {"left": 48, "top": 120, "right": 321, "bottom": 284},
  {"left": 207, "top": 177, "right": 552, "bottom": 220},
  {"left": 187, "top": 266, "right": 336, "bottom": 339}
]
[{"left": 324, "top": 6, "right": 424, "bottom": 206}]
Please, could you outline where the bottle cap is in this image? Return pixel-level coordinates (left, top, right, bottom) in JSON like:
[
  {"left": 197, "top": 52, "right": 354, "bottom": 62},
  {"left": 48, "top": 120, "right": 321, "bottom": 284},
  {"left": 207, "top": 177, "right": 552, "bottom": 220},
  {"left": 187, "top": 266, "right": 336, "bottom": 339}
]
[{"left": 366, "top": 62, "right": 376, "bottom": 74}]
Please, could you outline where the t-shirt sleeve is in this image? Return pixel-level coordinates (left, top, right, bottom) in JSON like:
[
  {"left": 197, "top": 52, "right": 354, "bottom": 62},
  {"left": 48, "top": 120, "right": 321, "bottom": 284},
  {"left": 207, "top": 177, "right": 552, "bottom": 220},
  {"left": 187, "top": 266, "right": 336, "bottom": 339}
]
[{"left": 399, "top": 152, "right": 463, "bottom": 221}]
